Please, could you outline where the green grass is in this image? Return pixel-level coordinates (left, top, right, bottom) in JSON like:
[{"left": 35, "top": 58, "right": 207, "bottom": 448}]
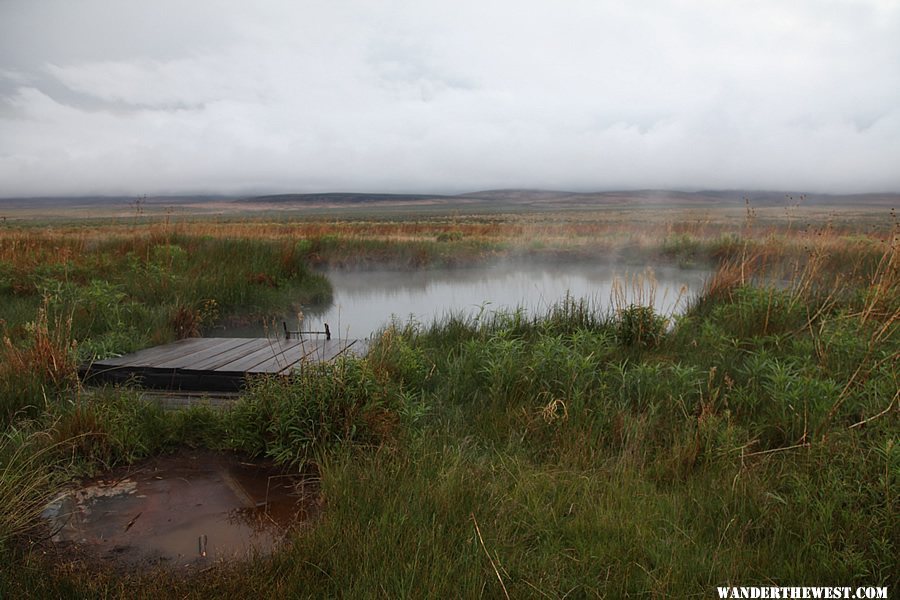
[
  {"left": 0, "top": 234, "right": 332, "bottom": 423},
  {"left": 0, "top": 427, "right": 70, "bottom": 549},
  {"left": 0, "top": 220, "right": 897, "bottom": 597}
]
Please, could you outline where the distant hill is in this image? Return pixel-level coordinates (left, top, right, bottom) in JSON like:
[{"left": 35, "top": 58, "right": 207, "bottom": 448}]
[
  {"left": 452, "top": 189, "right": 899, "bottom": 207},
  {"left": 0, "top": 195, "right": 233, "bottom": 209},
  {"left": 238, "top": 189, "right": 899, "bottom": 208},
  {"left": 1, "top": 189, "right": 896, "bottom": 218},
  {"left": 242, "top": 192, "right": 451, "bottom": 204}
]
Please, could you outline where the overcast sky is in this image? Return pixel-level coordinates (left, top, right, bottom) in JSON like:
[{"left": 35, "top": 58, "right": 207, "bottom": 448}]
[{"left": 1, "top": 0, "right": 898, "bottom": 197}]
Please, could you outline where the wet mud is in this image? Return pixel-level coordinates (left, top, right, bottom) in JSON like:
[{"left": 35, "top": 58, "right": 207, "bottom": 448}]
[{"left": 42, "top": 449, "right": 317, "bottom": 569}]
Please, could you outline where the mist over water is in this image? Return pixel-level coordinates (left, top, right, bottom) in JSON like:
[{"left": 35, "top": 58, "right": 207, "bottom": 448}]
[{"left": 217, "top": 263, "right": 710, "bottom": 340}]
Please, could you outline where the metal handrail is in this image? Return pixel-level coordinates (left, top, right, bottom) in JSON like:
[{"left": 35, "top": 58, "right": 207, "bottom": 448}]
[{"left": 283, "top": 321, "right": 331, "bottom": 340}]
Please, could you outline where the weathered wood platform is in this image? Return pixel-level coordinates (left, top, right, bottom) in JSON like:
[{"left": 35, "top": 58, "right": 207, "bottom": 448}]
[{"left": 79, "top": 337, "right": 368, "bottom": 392}]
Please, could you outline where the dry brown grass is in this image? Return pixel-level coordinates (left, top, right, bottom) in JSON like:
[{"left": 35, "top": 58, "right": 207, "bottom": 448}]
[
  {"left": 0, "top": 306, "right": 77, "bottom": 391},
  {"left": 1, "top": 207, "right": 892, "bottom": 273}
]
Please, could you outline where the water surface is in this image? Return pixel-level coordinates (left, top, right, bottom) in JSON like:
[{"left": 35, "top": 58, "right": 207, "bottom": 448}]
[{"left": 218, "top": 262, "right": 709, "bottom": 340}]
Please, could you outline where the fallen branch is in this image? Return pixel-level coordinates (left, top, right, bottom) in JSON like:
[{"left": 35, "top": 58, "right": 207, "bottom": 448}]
[
  {"left": 742, "top": 442, "right": 810, "bottom": 458},
  {"left": 849, "top": 391, "right": 898, "bottom": 429}
]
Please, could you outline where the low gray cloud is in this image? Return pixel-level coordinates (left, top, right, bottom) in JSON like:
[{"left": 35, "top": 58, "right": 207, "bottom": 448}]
[{"left": 1, "top": 0, "right": 898, "bottom": 196}]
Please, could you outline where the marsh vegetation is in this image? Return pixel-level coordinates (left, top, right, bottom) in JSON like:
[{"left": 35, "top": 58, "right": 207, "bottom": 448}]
[{"left": 0, "top": 207, "right": 897, "bottom": 596}]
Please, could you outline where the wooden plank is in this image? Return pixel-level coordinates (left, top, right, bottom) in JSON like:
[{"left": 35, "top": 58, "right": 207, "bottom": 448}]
[
  {"left": 81, "top": 337, "right": 369, "bottom": 392},
  {"left": 92, "top": 337, "right": 209, "bottom": 367},
  {"left": 251, "top": 339, "right": 327, "bottom": 374},
  {"left": 117, "top": 337, "right": 220, "bottom": 367},
  {"left": 153, "top": 338, "right": 254, "bottom": 369},
  {"left": 221, "top": 339, "right": 311, "bottom": 373},
  {"left": 187, "top": 338, "right": 273, "bottom": 371},
  {"left": 298, "top": 338, "right": 358, "bottom": 363},
  {"left": 278, "top": 340, "right": 333, "bottom": 373},
  {"left": 275, "top": 339, "right": 367, "bottom": 374},
  {"left": 118, "top": 367, "right": 241, "bottom": 393},
  {"left": 284, "top": 338, "right": 332, "bottom": 364},
  {"left": 250, "top": 339, "right": 322, "bottom": 373},
  {"left": 245, "top": 348, "right": 304, "bottom": 374},
  {"left": 325, "top": 339, "right": 356, "bottom": 361},
  {"left": 213, "top": 339, "right": 308, "bottom": 372}
]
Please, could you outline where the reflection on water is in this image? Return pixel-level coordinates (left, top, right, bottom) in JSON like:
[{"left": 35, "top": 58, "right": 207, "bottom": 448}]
[{"left": 218, "top": 263, "right": 710, "bottom": 340}]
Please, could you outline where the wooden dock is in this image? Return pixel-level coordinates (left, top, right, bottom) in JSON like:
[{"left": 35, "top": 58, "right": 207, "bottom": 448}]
[{"left": 79, "top": 337, "right": 368, "bottom": 392}]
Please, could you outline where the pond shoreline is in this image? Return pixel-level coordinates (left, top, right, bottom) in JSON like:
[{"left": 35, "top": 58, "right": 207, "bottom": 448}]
[{"left": 214, "top": 261, "right": 711, "bottom": 340}]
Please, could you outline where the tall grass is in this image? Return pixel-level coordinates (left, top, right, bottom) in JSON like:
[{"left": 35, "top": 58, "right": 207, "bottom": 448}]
[
  {"left": 0, "top": 428, "right": 68, "bottom": 549},
  {"left": 0, "top": 215, "right": 896, "bottom": 596},
  {"left": 0, "top": 305, "right": 77, "bottom": 424},
  {"left": 0, "top": 234, "right": 333, "bottom": 419},
  {"left": 0, "top": 234, "right": 332, "bottom": 344},
  {"left": 227, "top": 358, "right": 398, "bottom": 468}
]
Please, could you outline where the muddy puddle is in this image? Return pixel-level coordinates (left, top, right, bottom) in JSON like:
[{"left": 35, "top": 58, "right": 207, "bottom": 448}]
[{"left": 42, "top": 450, "right": 317, "bottom": 569}]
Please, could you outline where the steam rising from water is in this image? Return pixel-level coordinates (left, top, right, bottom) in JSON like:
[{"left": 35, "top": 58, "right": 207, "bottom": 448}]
[{"left": 217, "top": 262, "right": 710, "bottom": 339}]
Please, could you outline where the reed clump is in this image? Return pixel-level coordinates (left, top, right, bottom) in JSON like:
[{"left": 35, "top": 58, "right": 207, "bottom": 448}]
[{"left": 0, "top": 429, "right": 65, "bottom": 548}]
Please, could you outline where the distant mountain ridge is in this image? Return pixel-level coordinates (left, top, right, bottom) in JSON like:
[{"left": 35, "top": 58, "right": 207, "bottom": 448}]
[
  {"left": 238, "top": 189, "right": 899, "bottom": 207},
  {"left": 243, "top": 192, "right": 451, "bottom": 204},
  {"left": 1, "top": 189, "right": 897, "bottom": 210},
  {"left": 0, "top": 195, "right": 233, "bottom": 208}
]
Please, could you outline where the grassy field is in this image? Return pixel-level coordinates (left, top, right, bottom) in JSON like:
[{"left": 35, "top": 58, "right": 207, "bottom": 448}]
[{"left": 0, "top": 205, "right": 897, "bottom": 597}]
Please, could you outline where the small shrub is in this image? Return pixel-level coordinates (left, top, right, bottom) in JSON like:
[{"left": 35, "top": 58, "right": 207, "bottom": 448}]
[
  {"left": 615, "top": 305, "right": 667, "bottom": 348},
  {"left": 226, "top": 358, "right": 396, "bottom": 468},
  {"left": 369, "top": 325, "right": 430, "bottom": 387},
  {"left": 169, "top": 305, "right": 201, "bottom": 339},
  {"left": 436, "top": 231, "right": 464, "bottom": 242}
]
